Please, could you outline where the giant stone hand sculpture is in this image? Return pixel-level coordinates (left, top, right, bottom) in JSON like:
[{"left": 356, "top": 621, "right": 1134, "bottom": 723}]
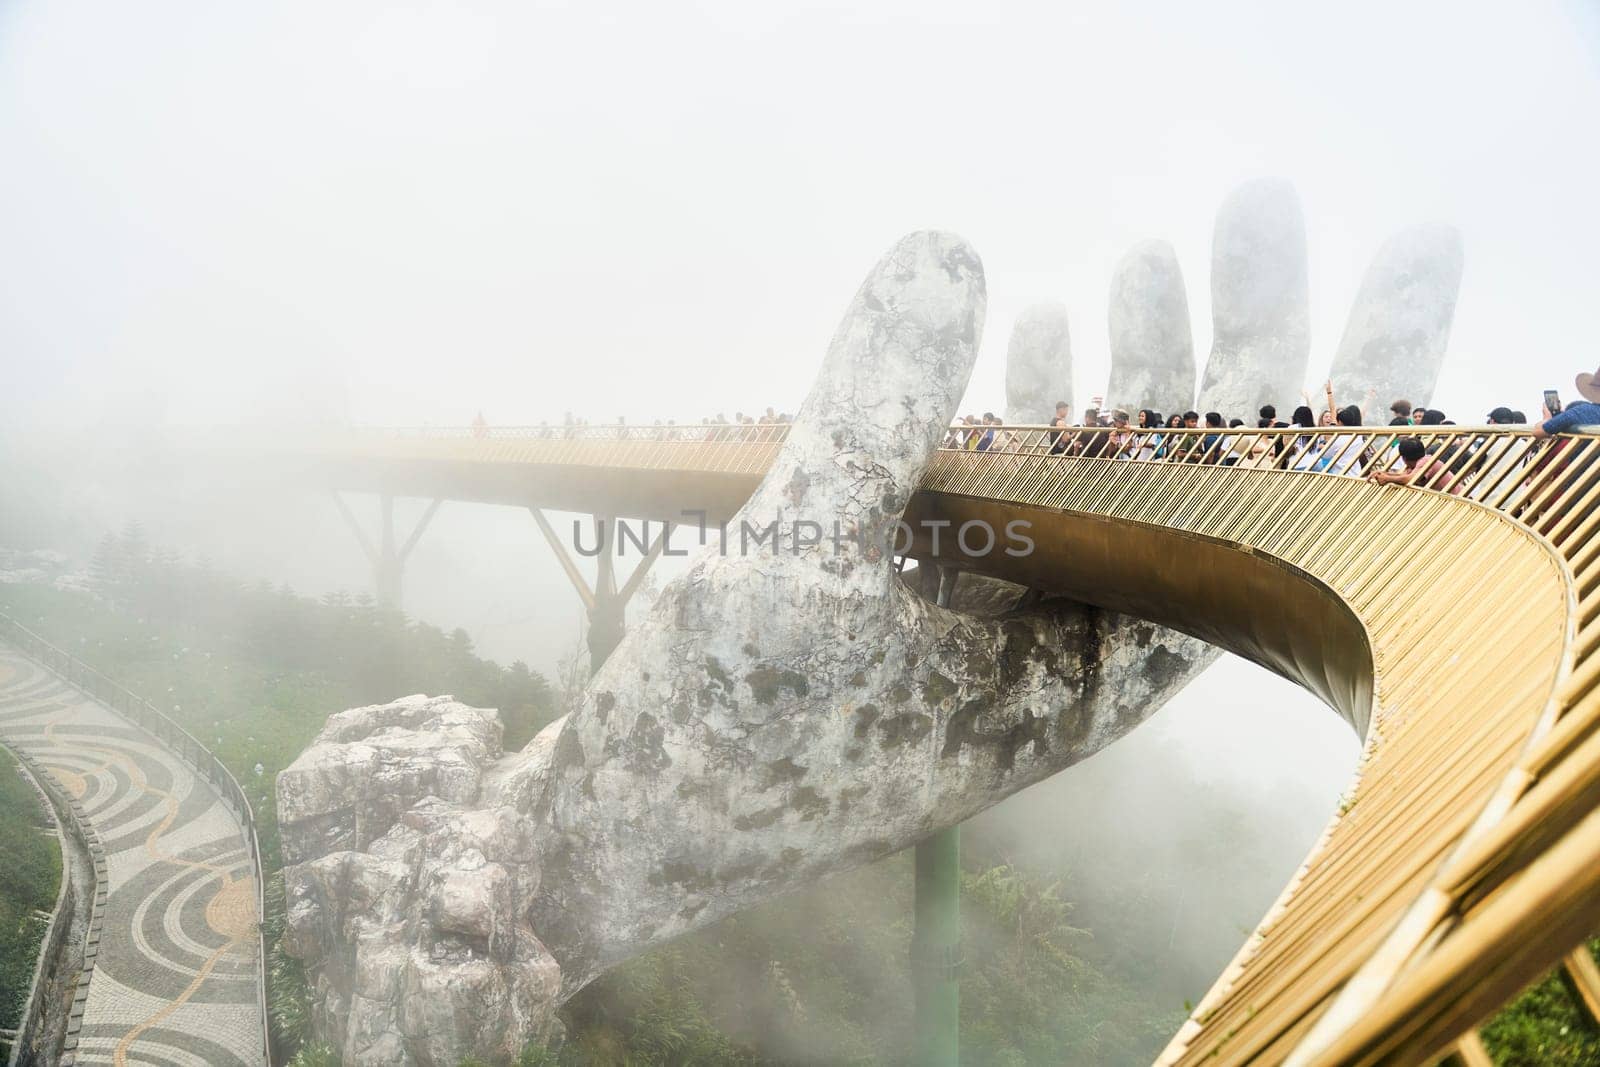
[{"left": 278, "top": 182, "right": 1463, "bottom": 1066}]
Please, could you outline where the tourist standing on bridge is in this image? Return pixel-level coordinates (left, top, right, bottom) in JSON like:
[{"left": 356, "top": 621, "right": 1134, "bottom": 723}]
[
  {"left": 1108, "top": 410, "right": 1136, "bottom": 456},
  {"left": 1169, "top": 411, "right": 1202, "bottom": 462},
  {"left": 974, "top": 413, "right": 998, "bottom": 451},
  {"left": 1198, "top": 412, "right": 1226, "bottom": 462},
  {"left": 1533, "top": 371, "right": 1600, "bottom": 437},
  {"left": 1134, "top": 410, "right": 1163, "bottom": 461},
  {"left": 1072, "top": 409, "right": 1110, "bottom": 457},
  {"left": 1152, "top": 413, "right": 1184, "bottom": 459},
  {"left": 1047, "top": 402, "right": 1072, "bottom": 454},
  {"left": 1312, "top": 406, "right": 1368, "bottom": 475}
]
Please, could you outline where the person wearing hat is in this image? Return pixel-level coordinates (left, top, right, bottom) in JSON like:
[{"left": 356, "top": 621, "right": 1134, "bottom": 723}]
[
  {"left": 1532, "top": 370, "right": 1600, "bottom": 437},
  {"left": 1487, "top": 406, "right": 1520, "bottom": 425},
  {"left": 1106, "top": 409, "right": 1136, "bottom": 457}
]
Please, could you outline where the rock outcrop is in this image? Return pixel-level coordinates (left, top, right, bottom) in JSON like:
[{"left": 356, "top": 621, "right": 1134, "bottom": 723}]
[
  {"left": 280, "top": 697, "right": 560, "bottom": 1066},
  {"left": 277, "top": 694, "right": 502, "bottom": 865}
]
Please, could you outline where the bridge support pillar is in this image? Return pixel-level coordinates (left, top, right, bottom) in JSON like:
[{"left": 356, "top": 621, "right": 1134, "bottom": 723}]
[
  {"left": 913, "top": 565, "right": 961, "bottom": 1066},
  {"left": 530, "top": 510, "right": 672, "bottom": 673},
  {"left": 332, "top": 492, "right": 443, "bottom": 612}
]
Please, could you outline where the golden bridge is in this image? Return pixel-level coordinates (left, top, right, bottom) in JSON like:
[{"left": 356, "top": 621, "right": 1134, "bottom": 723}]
[{"left": 249, "top": 421, "right": 1600, "bottom": 1066}]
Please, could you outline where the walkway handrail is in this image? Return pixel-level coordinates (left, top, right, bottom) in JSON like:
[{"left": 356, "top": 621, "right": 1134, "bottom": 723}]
[
  {"left": 319, "top": 422, "right": 1570, "bottom": 502},
  {"left": 2, "top": 748, "right": 79, "bottom": 1067},
  {"left": 0, "top": 614, "right": 273, "bottom": 1066},
  {"left": 313, "top": 423, "right": 1590, "bottom": 528}
]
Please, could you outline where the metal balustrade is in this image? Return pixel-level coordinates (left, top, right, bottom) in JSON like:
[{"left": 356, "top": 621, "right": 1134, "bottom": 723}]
[{"left": 1, "top": 747, "right": 80, "bottom": 1067}]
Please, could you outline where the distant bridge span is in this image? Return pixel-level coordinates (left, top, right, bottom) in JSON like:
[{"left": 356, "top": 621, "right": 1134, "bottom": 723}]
[{"left": 232, "top": 422, "right": 1600, "bottom": 1066}]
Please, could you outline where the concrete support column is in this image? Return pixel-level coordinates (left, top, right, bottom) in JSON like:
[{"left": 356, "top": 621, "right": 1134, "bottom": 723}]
[
  {"left": 587, "top": 517, "right": 625, "bottom": 671},
  {"left": 531, "top": 510, "right": 673, "bottom": 674},
  {"left": 913, "top": 565, "right": 961, "bottom": 1066},
  {"left": 332, "top": 493, "right": 444, "bottom": 613},
  {"left": 375, "top": 494, "right": 401, "bottom": 609}
]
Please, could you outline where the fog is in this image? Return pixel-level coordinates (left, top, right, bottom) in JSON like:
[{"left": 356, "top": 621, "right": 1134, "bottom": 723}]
[{"left": 3, "top": 0, "right": 1598, "bottom": 1057}]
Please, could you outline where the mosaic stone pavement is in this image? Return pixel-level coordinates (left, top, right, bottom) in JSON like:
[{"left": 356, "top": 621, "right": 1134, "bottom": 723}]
[{"left": 0, "top": 650, "right": 266, "bottom": 1066}]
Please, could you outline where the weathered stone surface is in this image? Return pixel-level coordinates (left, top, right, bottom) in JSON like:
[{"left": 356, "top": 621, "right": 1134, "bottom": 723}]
[
  {"left": 282, "top": 767, "right": 559, "bottom": 1065},
  {"left": 277, "top": 694, "right": 502, "bottom": 865},
  {"left": 1328, "top": 224, "right": 1463, "bottom": 413},
  {"left": 1107, "top": 239, "right": 1195, "bottom": 416},
  {"left": 1197, "top": 178, "right": 1310, "bottom": 419},
  {"left": 1004, "top": 302, "right": 1072, "bottom": 424}
]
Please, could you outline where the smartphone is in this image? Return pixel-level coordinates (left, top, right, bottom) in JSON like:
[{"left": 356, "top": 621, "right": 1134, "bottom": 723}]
[{"left": 1545, "top": 389, "right": 1563, "bottom": 415}]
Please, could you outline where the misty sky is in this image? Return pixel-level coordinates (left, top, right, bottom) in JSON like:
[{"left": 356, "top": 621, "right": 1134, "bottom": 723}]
[
  {"left": 4, "top": 1, "right": 1600, "bottom": 429},
  {"left": 12, "top": 1, "right": 1586, "bottom": 974}
]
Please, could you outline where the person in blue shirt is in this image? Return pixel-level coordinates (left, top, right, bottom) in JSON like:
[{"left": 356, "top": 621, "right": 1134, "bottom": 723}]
[
  {"left": 1533, "top": 370, "right": 1600, "bottom": 437},
  {"left": 974, "top": 412, "right": 998, "bottom": 451}
]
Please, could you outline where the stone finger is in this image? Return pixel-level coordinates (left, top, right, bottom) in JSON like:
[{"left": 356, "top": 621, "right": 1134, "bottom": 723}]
[
  {"left": 1107, "top": 239, "right": 1196, "bottom": 417},
  {"left": 1327, "top": 224, "right": 1463, "bottom": 414},
  {"left": 1197, "top": 178, "right": 1311, "bottom": 419},
  {"left": 1005, "top": 302, "right": 1072, "bottom": 424}
]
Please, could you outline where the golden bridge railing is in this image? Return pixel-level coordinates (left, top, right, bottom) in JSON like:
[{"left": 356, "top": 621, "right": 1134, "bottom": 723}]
[
  {"left": 309, "top": 420, "right": 1600, "bottom": 1064},
  {"left": 330, "top": 422, "right": 789, "bottom": 476},
  {"left": 340, "top": 420, "right": 1582, "bottom": 514},
  {"left": 919, "top": 426, "right": 1600, "bottom": 1066}
]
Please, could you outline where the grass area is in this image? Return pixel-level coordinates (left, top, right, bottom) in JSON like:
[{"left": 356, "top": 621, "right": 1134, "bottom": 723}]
[
  {"left": 1481, "top": 948, "right": 1600, "bottom": 1065},
  {"left": 0, "top": 744, "right": 63, "bottom": 1036}
]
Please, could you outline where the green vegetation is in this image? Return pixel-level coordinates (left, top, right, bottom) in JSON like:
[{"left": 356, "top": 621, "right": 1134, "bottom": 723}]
[
  {"left": 549, "top": 853, "right": 1182, "bottom": 1065},
  {"left": 0, "top": 744, "right": 63, "bottom": 1037},
  {"left": 4, "top": 523, "right": 1597, "bottom": 1065},
  {"left": 0, "top": 523, "right": 558, "bottom": 1062},
  {"left": 1481, "top": 946, "right": 1600, "bottom": 1065}
]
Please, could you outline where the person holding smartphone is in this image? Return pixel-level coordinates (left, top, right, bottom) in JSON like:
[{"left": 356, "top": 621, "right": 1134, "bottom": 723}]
[{"left": 1532, "top": 371, "right": 1600, "bottom": 437}]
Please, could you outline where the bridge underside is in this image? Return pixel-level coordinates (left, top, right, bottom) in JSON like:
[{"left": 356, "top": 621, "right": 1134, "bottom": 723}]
[{"left": 905, "top": 493, "right": 1374, "bottom": 735}]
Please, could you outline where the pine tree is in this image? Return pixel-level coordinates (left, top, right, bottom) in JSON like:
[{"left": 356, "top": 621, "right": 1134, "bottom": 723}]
[
  {"left": 117, "top": 520, "right": 149, "bottom": 583},
  {"left": 88, "top": 534, "right": 120, "bottom": 591}
]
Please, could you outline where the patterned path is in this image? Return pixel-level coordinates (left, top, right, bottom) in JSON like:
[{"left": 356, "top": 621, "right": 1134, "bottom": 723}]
[{"left": 0, "top": 650, "right": 265, "bottom": 1067}]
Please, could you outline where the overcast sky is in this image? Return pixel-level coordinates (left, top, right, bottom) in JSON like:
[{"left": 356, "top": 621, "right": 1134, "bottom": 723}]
[{"left": 4, "top": 0, "right": 1599, "bottom": 429}]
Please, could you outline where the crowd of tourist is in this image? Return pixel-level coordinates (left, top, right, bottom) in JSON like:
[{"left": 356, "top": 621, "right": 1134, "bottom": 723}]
[
  {"left": 942, "top": 369, "right": 1600, "bottom": 495},
  {"left": 469, "top": 409, "right": 798, "bottom": 440},
  {"left": 476, "top": 365, "right": 1600, "bottom": 497}
]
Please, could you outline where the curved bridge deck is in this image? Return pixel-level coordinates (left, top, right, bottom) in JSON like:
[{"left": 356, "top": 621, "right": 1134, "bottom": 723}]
[
  {"left": 0, "top": 651, "right": 265, "bottom": 1067},
  {"left": 255, "top": 422, "right": 1600, "bottom": 1065}
]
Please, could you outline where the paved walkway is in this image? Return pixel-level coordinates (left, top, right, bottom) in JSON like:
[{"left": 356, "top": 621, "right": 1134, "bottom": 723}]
[{"left": 0, "top": 650, "right": 265, "bottom": 1067}]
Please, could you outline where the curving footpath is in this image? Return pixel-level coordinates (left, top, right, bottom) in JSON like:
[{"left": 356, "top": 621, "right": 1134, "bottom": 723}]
[{"left": 0, "top": 649, "right": 264, "bottom": 1067}]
